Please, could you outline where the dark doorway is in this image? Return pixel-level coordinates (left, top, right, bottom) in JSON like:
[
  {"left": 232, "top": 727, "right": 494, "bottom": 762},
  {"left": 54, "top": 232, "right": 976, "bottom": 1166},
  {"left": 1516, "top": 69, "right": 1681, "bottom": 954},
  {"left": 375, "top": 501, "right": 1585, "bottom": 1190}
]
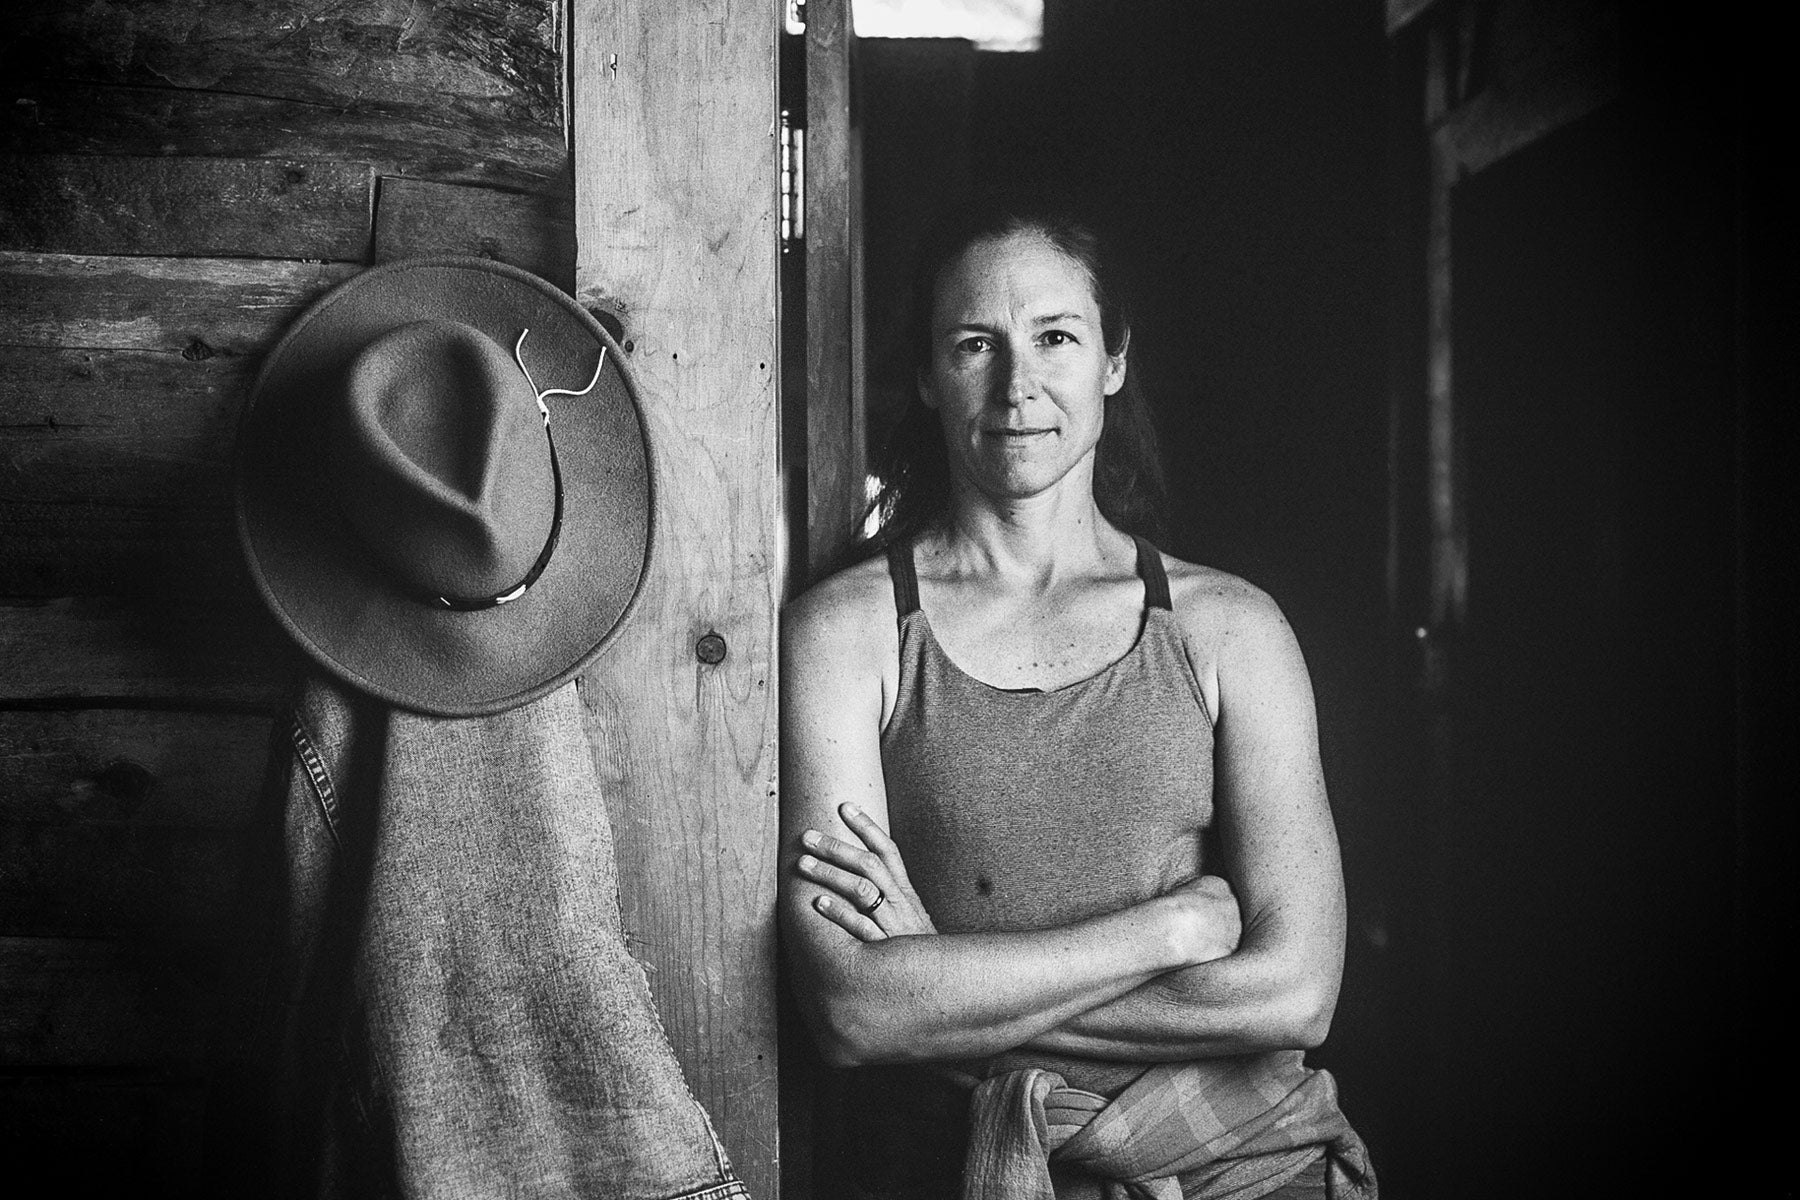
[{"left": 1403, "top": 89, "right": 1746, "bottom": 1193}]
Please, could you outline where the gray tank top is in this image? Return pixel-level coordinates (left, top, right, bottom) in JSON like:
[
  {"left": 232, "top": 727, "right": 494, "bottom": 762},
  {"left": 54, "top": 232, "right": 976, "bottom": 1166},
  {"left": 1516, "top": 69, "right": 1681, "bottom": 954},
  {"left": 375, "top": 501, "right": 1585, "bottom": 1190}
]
[{"left": 879, "top": 535, "right": 1217, "bottom": 1091}]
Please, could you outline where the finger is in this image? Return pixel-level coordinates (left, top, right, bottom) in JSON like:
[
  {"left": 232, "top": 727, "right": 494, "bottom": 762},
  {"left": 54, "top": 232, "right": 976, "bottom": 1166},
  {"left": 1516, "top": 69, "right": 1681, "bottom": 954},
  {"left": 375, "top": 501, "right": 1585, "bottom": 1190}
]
[
  {"left": 813, "top": 893, "right": 888, "bottom": 941},
  {"left": 801, "top": 828, "right": 891, "bottom": 886},
  {"left": 838, "top": 802, "right": 895, "bottom": 850},
  {"left": 796, "top": 854, "right": 886, "bottom": 912},
  {"left": 838, "top": 804, "right": 916, "bottom": 884}
]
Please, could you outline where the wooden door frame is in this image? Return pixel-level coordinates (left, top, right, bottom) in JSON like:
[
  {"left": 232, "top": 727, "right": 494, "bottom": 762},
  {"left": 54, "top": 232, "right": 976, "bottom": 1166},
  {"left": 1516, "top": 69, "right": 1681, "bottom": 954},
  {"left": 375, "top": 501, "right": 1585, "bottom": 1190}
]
[{"left": 1382, "top": 0, "right": 1624, "bottom": 1171}]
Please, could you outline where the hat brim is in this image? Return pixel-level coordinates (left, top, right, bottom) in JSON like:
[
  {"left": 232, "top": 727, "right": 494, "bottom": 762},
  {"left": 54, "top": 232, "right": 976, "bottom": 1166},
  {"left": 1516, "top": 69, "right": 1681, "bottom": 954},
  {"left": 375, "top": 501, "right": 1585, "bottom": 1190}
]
[{"left": 235, "top": 257, "right": 651, "bottom": 717}]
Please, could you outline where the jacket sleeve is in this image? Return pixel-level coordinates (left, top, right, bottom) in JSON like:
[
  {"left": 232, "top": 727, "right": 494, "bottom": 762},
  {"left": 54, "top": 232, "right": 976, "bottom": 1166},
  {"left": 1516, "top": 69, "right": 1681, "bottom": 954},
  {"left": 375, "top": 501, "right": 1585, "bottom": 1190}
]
[{"left": 260, "top": 676, "right": 395, "bottom": 1197}]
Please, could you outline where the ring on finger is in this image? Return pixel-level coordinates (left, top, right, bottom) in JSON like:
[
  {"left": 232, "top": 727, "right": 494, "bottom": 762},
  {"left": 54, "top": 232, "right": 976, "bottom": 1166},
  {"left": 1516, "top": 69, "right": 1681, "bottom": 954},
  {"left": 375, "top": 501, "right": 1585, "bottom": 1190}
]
[{"left": 862, "top": 890, "right": 886, "bottom": 915}]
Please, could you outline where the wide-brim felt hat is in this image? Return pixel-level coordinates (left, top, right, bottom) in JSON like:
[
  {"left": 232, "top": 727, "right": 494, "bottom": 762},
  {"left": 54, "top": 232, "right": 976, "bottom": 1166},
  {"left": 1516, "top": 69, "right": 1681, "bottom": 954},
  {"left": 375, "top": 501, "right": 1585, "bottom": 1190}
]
[{"left": 235, "top": 256, "right": 651, "bottom": 717}]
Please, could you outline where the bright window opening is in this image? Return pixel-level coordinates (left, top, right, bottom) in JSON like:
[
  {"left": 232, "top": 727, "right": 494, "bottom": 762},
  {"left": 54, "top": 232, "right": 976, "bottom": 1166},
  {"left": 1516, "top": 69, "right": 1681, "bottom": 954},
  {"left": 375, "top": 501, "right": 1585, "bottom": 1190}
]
[{"left": 852, "top": 0, "right": 1043, "bottom": 52}]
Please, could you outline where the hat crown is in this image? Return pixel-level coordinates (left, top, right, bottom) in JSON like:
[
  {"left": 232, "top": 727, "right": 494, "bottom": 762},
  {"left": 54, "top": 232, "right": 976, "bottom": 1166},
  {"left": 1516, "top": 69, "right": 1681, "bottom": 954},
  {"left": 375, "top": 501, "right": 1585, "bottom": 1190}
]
[{"left": 335, "top": 319, "right": 554, "bottom": 601}]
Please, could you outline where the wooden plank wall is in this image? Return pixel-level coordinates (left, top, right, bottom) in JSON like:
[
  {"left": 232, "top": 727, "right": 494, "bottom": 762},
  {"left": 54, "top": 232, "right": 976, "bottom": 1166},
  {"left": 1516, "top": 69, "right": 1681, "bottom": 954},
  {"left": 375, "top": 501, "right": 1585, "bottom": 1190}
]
[
  {"left": 0, "top": 1, "right": 575, "bottom": 1187},
  {"left": 570, "top": 3, "right": 782, "bottom": 1196}
]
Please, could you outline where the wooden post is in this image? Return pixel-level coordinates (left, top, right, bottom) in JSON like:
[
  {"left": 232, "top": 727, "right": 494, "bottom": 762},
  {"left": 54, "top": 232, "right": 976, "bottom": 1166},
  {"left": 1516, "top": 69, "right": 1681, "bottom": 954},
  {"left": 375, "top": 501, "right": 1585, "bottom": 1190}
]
[
  {"left": 1423, "top": 21, "right": 1464, "bottom": 636},
  {"left": 804, "top": 0, "right": 866, "bottom": 577},
  {"left": 569, "top": 4, "right": 781, "bottom": 1196}
]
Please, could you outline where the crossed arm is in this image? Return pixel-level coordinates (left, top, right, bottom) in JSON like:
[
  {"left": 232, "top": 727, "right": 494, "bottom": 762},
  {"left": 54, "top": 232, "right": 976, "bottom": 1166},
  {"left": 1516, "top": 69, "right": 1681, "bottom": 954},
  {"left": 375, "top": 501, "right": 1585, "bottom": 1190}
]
[{"left": 777, "top": 567, "right": 1346, "bottom": 1069}]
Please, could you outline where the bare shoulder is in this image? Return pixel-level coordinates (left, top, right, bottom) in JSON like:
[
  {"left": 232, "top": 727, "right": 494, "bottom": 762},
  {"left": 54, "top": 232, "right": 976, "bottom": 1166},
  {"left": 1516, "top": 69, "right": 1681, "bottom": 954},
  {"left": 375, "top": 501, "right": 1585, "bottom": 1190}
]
[
  {"left": 1159, "top": 553, "right": 1294, "bottom": 653},
  {"left": 1155, "top": 551, "right": 1311, "bottom": 728},
  {"left": 781, "top": 551, "right": 897, "bottom": 682}
]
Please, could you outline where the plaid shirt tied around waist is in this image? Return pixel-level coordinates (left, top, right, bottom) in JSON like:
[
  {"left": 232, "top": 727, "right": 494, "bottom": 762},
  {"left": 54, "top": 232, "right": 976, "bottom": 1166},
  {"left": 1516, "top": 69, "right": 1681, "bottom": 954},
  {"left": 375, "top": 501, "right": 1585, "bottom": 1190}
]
[{"left": 962, "top": 1055, "right": 1376, "bottom": 1200}]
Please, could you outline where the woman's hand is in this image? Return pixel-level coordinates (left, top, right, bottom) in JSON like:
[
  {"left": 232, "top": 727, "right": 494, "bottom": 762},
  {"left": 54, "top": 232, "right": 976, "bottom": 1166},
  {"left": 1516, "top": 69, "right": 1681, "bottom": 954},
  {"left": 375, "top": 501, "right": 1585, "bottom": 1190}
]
[
  {"left": 1159, "top": 874, "right": 1243, "bottom": 964},
  {"left": 795, "top": 802, "right": 939, "bottom": 942}
]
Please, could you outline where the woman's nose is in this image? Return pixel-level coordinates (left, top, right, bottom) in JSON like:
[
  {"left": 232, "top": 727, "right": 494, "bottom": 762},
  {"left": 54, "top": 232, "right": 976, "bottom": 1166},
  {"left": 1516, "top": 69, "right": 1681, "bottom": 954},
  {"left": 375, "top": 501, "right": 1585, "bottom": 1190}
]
[{"left": 1001, "top": 351, "right": 1034, "bottom": 406}]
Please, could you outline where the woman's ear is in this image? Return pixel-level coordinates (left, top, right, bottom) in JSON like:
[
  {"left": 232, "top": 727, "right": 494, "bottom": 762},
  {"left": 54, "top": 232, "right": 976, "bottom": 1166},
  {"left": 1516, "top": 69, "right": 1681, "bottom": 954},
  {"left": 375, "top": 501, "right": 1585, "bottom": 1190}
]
[{"left": 1104, "top": 331, "right": 1130, "bottom": 397}]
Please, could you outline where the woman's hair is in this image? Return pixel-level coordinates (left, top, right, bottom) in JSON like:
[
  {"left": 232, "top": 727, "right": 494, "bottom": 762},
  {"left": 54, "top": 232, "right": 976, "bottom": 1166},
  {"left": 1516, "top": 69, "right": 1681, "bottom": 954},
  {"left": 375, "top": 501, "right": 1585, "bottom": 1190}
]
[{"left": 862, "top": 200, "right": 1167, "bottom": 553}]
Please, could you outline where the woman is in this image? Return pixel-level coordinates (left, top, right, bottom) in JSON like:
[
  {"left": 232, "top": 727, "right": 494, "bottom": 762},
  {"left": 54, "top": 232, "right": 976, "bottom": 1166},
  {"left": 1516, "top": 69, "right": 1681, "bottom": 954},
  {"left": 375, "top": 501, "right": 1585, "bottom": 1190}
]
[{"left": 780, "top": 205, "right": 1374, "bottom": 1199}]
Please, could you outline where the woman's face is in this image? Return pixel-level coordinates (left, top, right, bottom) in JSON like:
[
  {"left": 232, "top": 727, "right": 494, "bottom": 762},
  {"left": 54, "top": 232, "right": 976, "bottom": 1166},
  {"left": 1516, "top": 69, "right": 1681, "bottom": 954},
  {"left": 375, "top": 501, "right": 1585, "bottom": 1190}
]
[{"left": 920, "top": 230, "right": 1127, "bottom": 507}]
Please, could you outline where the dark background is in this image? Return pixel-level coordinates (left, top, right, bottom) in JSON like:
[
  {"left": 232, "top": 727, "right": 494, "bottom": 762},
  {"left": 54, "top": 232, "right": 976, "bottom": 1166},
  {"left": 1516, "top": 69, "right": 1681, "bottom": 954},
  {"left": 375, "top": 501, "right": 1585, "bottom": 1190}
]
[{"left": 852, "top": 2, "right": 1790, "bottom": 1193}]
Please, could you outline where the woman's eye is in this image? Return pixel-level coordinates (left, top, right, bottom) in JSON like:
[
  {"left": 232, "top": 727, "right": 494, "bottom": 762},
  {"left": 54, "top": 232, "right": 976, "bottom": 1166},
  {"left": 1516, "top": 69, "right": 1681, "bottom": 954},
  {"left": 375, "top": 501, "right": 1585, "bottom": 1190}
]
[{"left": 955, "top": 336, "right": 993, "bottom": 354}]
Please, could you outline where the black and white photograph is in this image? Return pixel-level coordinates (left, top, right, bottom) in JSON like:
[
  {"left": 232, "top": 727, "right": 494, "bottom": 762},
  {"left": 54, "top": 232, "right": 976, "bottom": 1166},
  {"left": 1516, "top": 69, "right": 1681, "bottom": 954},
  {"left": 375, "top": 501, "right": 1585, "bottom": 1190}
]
[{"left": 1, "top": 2, "right": 1786, "bottom": 1196}]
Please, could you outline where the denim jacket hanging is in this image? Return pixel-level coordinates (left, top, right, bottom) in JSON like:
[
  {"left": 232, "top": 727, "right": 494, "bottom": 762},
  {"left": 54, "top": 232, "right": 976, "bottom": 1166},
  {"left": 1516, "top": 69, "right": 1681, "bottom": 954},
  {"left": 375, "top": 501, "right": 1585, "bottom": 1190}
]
[{"left": 265, "top": 672, "right": 749, "bottom": 1200}]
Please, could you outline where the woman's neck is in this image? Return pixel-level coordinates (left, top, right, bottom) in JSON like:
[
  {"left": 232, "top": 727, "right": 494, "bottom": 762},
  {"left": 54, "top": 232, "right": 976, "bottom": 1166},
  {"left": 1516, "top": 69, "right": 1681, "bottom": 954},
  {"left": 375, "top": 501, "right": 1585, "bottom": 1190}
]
[{"left": 930, "top": 476, "right": 1130, "bottom": 592}]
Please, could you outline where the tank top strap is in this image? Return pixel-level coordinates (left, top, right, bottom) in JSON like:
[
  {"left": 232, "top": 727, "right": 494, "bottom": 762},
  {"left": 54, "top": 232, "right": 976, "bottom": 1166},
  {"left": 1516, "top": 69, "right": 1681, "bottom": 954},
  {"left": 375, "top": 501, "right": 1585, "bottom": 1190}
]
[
  {"left": 886, "top": 537, "right": 921, "bottom": 624},
  {"left": 1133, "top": 535, "right": 1173, "bottom": 611}
]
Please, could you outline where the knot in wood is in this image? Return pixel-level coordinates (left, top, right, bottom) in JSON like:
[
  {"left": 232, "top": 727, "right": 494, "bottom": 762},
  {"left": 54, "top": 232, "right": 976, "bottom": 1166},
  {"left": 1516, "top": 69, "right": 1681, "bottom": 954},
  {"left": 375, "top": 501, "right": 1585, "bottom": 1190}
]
[{"left": 695, "top": 631, "right": 728, "bottom": 665}]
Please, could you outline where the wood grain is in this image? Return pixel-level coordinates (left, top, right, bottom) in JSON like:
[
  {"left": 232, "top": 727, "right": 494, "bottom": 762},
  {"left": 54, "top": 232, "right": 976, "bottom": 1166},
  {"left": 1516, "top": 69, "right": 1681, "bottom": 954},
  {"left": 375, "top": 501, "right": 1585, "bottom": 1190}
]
[
  {"left": 0, "top": 253, "right": 341, "bottom": 593},
  {"left": 0, "top": 709, "right": 272, "bottom": 828},
  {"left": 4, "top": 82, "right": 567, "bottom": 192},
  {"left": 3, "top": 0, "right": 563, "bottom": 130},
  {"left": 0, "top": 346, "right": 253, "bottom": 511},
  {"left": 374, "top": 176, "right": 574, "bottom": 291},
  {"left": 0, "top": 342, "right": 251, "bottom": 599},
  {"left": 572, "top": 1, "right": 782, "bottom": 1193},
  {"left": 0, "top": 155, "right": 373, "bottom": 260},
  {"left": 0, "top": 252, "right": 318, "bottom": 701},
  {"left": 0, "top": 517, "right": 243, "bottom": 603},
  {"left": 804, "top": 0, "right": 867, "bottom": 580},
  {"left": 0, "top": 251, "right": 358, "bottom": 354}
]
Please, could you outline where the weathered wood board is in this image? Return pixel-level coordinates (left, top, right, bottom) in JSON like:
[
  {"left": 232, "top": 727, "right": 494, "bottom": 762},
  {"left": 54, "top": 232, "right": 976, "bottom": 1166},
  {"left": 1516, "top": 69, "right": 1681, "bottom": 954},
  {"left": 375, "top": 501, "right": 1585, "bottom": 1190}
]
[
  {"left": 805, "top": 0, "right": 867, "bottom": 578},
  {"left": 1, "top": 346, "right": 255, "bottom": 512},
  {"left": 0, "top": 709, "right": 271, "bottom": 828},
  {"left": 0, "top": 596, "right": 293, "bottom": 706},
  {"left": 0, "top": 711, "right": 273, "bottom": 951},
  {"left": 374, "top": 176, "right": 575, "bottom": 290},
  {"left": 0, "top": 338, "right": 258, "bottom": 600},
  {"left": 4, "top": 83, "right": 566, "bottom": 191},
  {"left": 0, "top": 155, "right": 373, "bottom": 261},
  {"left": 572, "top": 0, "right": 782, "bottom": 1194},
  {"left": 0, "top": 252, "right": 343, "bottom": 704},
  {"left": 3, "top": 1, "right": 563, "bottom": 130},
  {"left": 0, "top": 251, "right": 359, "bottom": 355}
]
